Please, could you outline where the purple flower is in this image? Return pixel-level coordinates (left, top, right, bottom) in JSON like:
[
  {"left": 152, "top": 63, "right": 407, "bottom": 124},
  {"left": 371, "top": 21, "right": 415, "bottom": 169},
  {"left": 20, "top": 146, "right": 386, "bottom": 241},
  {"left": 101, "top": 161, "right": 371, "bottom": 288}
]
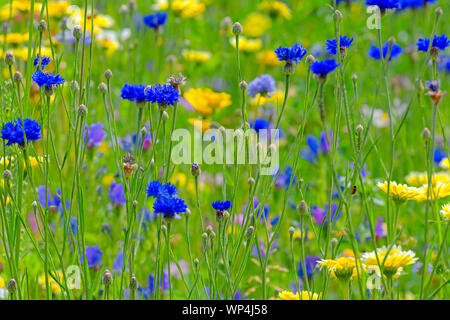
[
  {"left": 247, "top": 74, "right": 276, "bottom": 98},
  {"left": 297, "top": 255, "right": 320, "bottom": 278},
  {"left": 108, "top": 181, "right": 126, "bottom": 206},
  {"left": 311, "top": 202, "right": 341, "bottom": 227},
  {"left": 84, "top": 123, "right": 107, "bottom": 148},
  {"left": 85, "top": 245, "right": 102, "bottom": 268}
]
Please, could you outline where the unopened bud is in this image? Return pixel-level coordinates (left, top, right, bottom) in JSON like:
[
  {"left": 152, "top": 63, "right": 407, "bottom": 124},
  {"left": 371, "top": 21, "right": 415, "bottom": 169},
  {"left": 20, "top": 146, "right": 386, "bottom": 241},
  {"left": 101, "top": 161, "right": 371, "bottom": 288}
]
[
  {"left": 129, "top": 275, "right": 137, "bottom": 290},
  {"left": 421, "top": 128, "right": 431, "bottom": 142},
  {"left": 73, "top": 25, "right": 83, "bottom": 40},
  {"left": 435, "top": 7, "right": 443, "bottom": 18},
  {"left": 38, "top": 20, "right": 47, "bottom": 33},
  {"left": 78, "top": 104, "right": 88, "bottom": 117},
  {"left": 239, "top": 80, "right": 247, "bottom": 90},
  {"left": 355, "top": 124, "right": 364, "bottom": 135},
  {"left": 245, "top": 226, "right": 254, "bottom": 239},
  {"left": 306, "top": 54, "right": 315, "bottom": 65},
  {"left": 98, "top": 82, "right": 107, "bottom": 93},
  {"left": 288, "top": 226, "right": 295, "bottom": 235},
  {"left": 5, "top": 51, "right": 14, "bottom": 66},
  {"left": 232, "top": 22, "right": 242, "bottom": 35},
  {"left": 191, "top": 163, "right": 201, "bottom": 177},
  {"left": 104, "top": 69, "right": 113, "bottom": 80},
  {"left": 3, "top": 169, "right": 12, "bottom": 181},
  {"left": 7, "top": 279, "right": 17, "bottom": 293},
  {"left": 334, "top": 10, "right": 343, "bottom": 23},
  {"left": 248, "top": 177, "right": 255, "bottom": 186},
  {"left": 102, "top": 269, "right": 113, "bottom": 286},
  {"left": 297, "top": 200, "right": 308, "bottom": 216},
  {"left": 162, "top": 111, "right": 169, "bottom": 122},
  {"left": 13, "top": 71, "right": 23, "bottom": 83}
]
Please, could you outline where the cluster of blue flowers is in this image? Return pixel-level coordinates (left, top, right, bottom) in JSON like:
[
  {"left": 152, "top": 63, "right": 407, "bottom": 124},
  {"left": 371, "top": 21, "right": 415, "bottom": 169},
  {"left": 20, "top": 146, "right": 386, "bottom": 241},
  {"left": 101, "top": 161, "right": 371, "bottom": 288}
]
[
  {"left": 211, "top": 200, "right": 232, "bottom": 212},
  {"left": 368, "top": 41, "right": 402, "bottom": 61},
  {"left": 33, "top": 54, "right": 51, "bottom": 69},
  {"left": 417, "top": 34, "right": 450, "bottom": 52},
  {"left": 1, "top": 118, "right": 41, "bottom": 146},
  {"left": 84, "top": 123, "right": 107, "bottom": 148},
  {"left": 310, "top": 58, "right": 339, "bottom": 77},
  {"left": 274, "top": 43, "right": 307, "bottom": 64},
  {"left": 31, "top": 56, "right": 65, "bottom": 89},
  {"left": 147, "top": 180, "right": 187, "bottom": 219},
  {"left": 325, "top": 35, "right": 354, "bottom": 55},
  {"left": 121, "top": 83, "right": 179, "bottom": 106},
  {"left": 247, "top": 74, "right": 276, "bottom": 98},
  {"left": 365, "top": 0, "right": 400, "bottom": 10},
  {"left": 300, "top": 131, "right": 334, "bottom": 163},
  {"left": 143, "top": 12, "right": 167, "bottom": 29}
]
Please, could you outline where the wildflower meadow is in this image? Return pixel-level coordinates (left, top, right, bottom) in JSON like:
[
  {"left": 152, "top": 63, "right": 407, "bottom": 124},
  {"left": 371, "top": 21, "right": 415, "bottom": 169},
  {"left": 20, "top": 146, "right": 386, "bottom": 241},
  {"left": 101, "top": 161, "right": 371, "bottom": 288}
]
[{"left": 0, "top": 0, "right": 449, "bottom": 303}]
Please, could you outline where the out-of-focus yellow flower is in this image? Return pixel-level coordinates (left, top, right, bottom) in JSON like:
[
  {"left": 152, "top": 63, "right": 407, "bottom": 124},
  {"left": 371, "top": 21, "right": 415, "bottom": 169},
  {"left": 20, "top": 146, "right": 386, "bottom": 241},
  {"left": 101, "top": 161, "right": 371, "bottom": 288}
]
[
  {"left": 376, "top": 181, "right": 422, "bottom": 202},
  {"left": 0, "top": 47, "right": 51, "bottom": 61},
  {"left": 343, "top": 249, "right": 355, "bottom": 258},
  {"left": 250, "top": 91, "right": 284, "bottom": 108},
  {"left": 318, "top": 256, "right": 364, "bottom": 281},
  {"left": 38, "top": 271, "right": 63, "bottom": 295},
  {"left": 440, "top": 203, "right": 450, "bottom": 221},
  {"left": 279, "top": 290, "right": 319, "bottom": 300},
  {"left": 0, "top": 276, "right": 4, "bottom": 288},
  {"left": 362, "top": 245, "right": 417, "bottom": 278},
  {"left": 440, "top": 158, "right": 449, "bottom": 170},
  {"left": 96, "top": 39, "right": 119, "bottom": 55},
  {"left": 153, "top": 0, "right": 205, "bottom": 18},
  {"left": 1, "top": 156, "right": 43, "bottom": 168},
  {"left": 102, "top": 173, "right": 115, "bottom": 186},
  {"left": 184, "top": 88, "right": 232, "bottom": 116},
  {"left": 242, "top": 13, "right": 271, "bottom": 37},
  {"left": 2, "top": 33, "right": 28, "bottom": 45},
  {"left": 415, "top": 182, "right": 450, "bottom": 201},
  {"left": 182, "top": 49, "right": 212, "bottom": 63},
  {"left": 47, "top": 1, "right": 70, "bottom": 17},
  {"left": 188, "top": 118, "right": 211, "bottom": 132},
  {"left": 230, "top": 36, "right": 262, "bottom": 53},
  {"left": 405, "top": 171, "right": 449, "bottom": 186},
  {"left": 292, "top": 230, "right": 314, "bottom": 241},
  {"left": 258, "top": 1, "right": 291, "bottom": 20},
  {"left": 257, "top": 50, "right": 282, "bottom": 67}
]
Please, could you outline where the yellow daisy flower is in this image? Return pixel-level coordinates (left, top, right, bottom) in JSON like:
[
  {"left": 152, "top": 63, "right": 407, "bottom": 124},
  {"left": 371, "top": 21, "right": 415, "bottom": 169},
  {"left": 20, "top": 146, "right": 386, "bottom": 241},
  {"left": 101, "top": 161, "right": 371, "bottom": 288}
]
[
  {"left": 279, "top": 290, "right": 319, "bottom": 300},
  {"left": 153, "top": 0, "right": 205, "bottom": 18},
  {"left": 415, "top": 182, "right": 450, "bottom": 201},
  {"left": 184, "top": 88, "right": 232, "bottom": 116},
  {"left": 376, "top": 181, "right": 422, "bottom": 202},
  {"left": 362, "top": 245, "right": 417, "bottom": 278},
  {"left": 405, "top": 171, "right": 449, "bottom": 186},
  {"left": 230, "top": 37, "right": 262, "bottom": 53},
  {"left": 258, "top": 1, "right": 292, "bottom": 19},
  {"left": 440, "top": 203, "right": 450, "bottom": 221},
  {"left": 257, "top": 50, "right": 282, "bottom": 67},
  {"left": 38, "top": 271, "right": 63, "bottom": 295},
  {"left": 242, "top": 13, "right": 271, "bottom": 37},
  {"left": 318, "top": 256, "right": 363, "bottom": 281},
  {"left": 182, "top": 49, "right": 212, "bottom": 63}
]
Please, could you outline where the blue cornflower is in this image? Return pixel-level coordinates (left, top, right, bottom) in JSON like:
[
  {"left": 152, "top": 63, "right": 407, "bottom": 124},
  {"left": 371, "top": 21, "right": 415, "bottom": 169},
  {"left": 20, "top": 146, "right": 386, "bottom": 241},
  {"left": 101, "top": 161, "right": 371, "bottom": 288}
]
[
  {"left": 84, "top": 123, "right": 107, "bottom": 148},
  {"left": 326, "top": 35, "right": 354, "bottom": 55},
  {"left": 300, "top": 131, "right": 334, "bottom": 163},
  {"left": 108, "top": 181, "right": 126, "bottom": 206},
  {"left": 274, "top": 43, "right": 307, "bottom": 64},
  {"left": 1, "top": 118, "right": 41, "bottom": 146},
  {"left": 310, "top": 58, "right": 339, "bottom": 77},
  {"left": 120, "top": 84, "right": 150, "bottom": 104},
  {"left": 153, "top": 196, "right": 187, "bottom": 219},
  {"left": 297, "top": 255, "right": 320, "bottom": 279},
  {"left": 368, "top": 42, "right": 402, "bottom": 61},
  {"left": 146, "top": 83, "right": 179, "bottom": 107},
  {"left": 311, "top": 202, "right": 341, "bottom": 227},
  {"left": 275, "top": 166, "right": 297, "bottom": 189},
  {"left": 33, "top": 54, "right": 51, "bottom": 68},
  {"left": 32, "top": 69, "right": 65, "bottom": 89},
  {"left": 437, "top": 54, "right": 450, "bottom": 73},
  {"left": 143, "top": 12, "right": 167, "bottom": 29},
  {"left": 417, "top": 34, "right": 450, "bottom": 52},
  {"left": 212, "top": 200, "right": 232, "bottom": 212},
  {"left": 247, "top": 74, "right": 276, "bottom": 98},
  {"left": 85, "top": 245, "right": 103, "bottom": 268},
  {"left": 365, "top": 0, "right": 400, "bottom": 10},
  {"left": 37, "top": 186, "right": 69, "bottom": 215},
  {"left": 434, "top": 148, "right": 447, "bottom": 166},
  {"left": 249, "top": 118, "right": 283, "bottom": 141},
  {"left": 399, "top": 0, "right": 436, "bottom": 10},
  {"left": 146, "top": 180, "right": 179, "bottom": 199}
]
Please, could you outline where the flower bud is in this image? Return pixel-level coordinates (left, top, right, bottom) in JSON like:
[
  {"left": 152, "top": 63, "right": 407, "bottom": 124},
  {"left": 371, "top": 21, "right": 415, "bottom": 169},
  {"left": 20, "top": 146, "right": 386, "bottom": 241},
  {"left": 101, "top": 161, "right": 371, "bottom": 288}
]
[
  {"left": 7, "top": 279, "right": 17, "bottom": 294},
  {"left": 161, "top": 225, "right": 167, "bottom": 233},
  {"left": 162, "top": 110, "right": 169, "bottom": 122},
  {"left": 194, "top": 258, "right": 199, "bottom": 266},
  {"left": 232, "top": 22, "right": 243, "bottom": 35},
  {"left": 306, "top": 54, "right": 315, "bottom": 65},
  {"left": 202, "top": 232, "right": 208, "bottom": 240},
  {"left": 248, "top": 177, "right": 255, "bottom": 186},
  {"left": 104, "top": 69, "right": 113, "bottom": 80},
  {"left": 435, "top": 7, "right": 443, "bottom": 18},
  {"left": 297, "top": 200, "right": 308, "bottom": 216},
  {"left": 288, "top": 226, "right": 295, "bottom": 235},
  {"left": 78, "top": 104, "right": 88, "bottom": 117},
  {"left": 37, "top": 20, "right": 47, "bottom": 33},
  {"left": 129, "top": 275, "right": 137, "bottom": 290},
  {"left": 185, "top": 208, "right": 191, "bottom": 217},
  {"left": 209, "top": 231, "right": 216, "bottom": 239},
  {"left": 73, "top": 25, "right": 83, "bottom": 40},
  {"left": 421, "top": 128, "right": 431, "bottom": 143},
  {"left": 102, "top": 269, "right": 113, "bottom": 286},
  {"left": 3, "top": 169, "right": 12, "bottom": 181},
  {"left": 355, "top": 124, "right": 364, "bottom": 135},
  {"left": 334, "top": 10, "right": 343, "bottom": 23},
  {"left": 98, "top": 82, "right": 107, "bottom": 93},
  {"left": 13, "top": 71, "right": 23, "bottom": 83},
  {"left": 5, "top": 51, "right": 14, "bottom": 66},
  {"left": 283, "top": 62, "right": 295, "bottom": 75},
  {"left": 191, "top": 163, "right": 201, "bottom": 177},
  {"left": 245, "top": 226, "right": 254, "bottom": 239},
  {"left": 239, "top": 80, "right": 247, "bottom": 90},
  {"left": 70, "top": 80, "right": 79, "bottom": 92}
]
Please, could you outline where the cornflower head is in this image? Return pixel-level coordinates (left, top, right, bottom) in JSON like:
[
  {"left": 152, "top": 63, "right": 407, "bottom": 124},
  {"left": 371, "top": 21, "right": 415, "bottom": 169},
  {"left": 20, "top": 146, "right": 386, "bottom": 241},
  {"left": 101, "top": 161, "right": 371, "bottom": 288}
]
[
  {"left": 146, "top": 180, "right": 179, "bottom": 199},
  {"left": 37, "top": 186, "right": 68, "bottom": 214},
  {"left": 278, "top": 290, "right": 319, "bottom": 300},
  {"left": 326, "top": 35, "right": 354, "bottom": 56},
  {"left": 399, "top": 0, "right": 436, "bottom": 10},
  {"left": 247, "top": 74, "right": 276, "bottom": 98},
  {"left": 274, "top": 43, "right": 307, "bottom": 74},
  {"left": 153, "top": 196, "right": 187, "bottom": 221},
  {"left": 212, "top": 200, "right": 232, "bottom": 220},
  {"left": 33, "top": 54, "right": 50, "bottom": 69},
  {"left": 424, "top": 80, "right": 447, "bottom": 105},
  {"left": 146, "top": 83, "right": 179, "bottom": 109},
  {"left": 32, "top": 69, "right": 65, "bottom": 95},
  {"left": 362, "top": 245, "right": 417, "bottom": 278},
  {"left": 85, "top": 245, "right": 103, "bottom": 269},
  {"left": 297, "top": 255, "right": 320, "bottom": 279},
  {"left": 376, "top": 181, "right": 422, "bottom": 203},
  {"left": 120, "top": 84, "right": 150, "bottom": 106},
  {"left": 1, "top": 118, "right": 41, "bottom": 147},
  {"left": 440, "top": 203, "right": 450, "bottom": 221},
  {"left": 310, "top": 58, "right": 339, "bottom": 82},
  {"left": 417, "top": 34, "right": 450, "bottom": 59},
  {"left": 311, "top": 202, "right": 341, "bottom": 227},
  {"left": 300, "top": 131, "right": 334, "bottom": 163},
  {"left": 368, "top": 42, "right": 402, "bottom": 61},
  {"left": 108, "top": 181, "right": 126, "bottom": 207},
  {"left": 84, "top": 123, "right": 107, "bottom": 149},
  {"left": 143, "top": 12, "right": 167, "bottom": 30},
  {"left": 318, "top": 256, "right": 363, "bottom": 282},
  {"left": 365, "top": 0, "right": 400, "bottom": 13}
]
